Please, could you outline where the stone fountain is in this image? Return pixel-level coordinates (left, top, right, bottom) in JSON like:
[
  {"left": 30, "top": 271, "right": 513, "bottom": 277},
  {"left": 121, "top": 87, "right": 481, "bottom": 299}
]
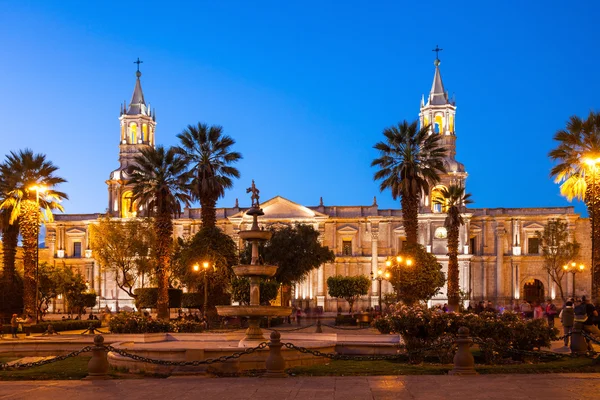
[{"left": 216, "top": 180, "right": 292, "bottom": 346}]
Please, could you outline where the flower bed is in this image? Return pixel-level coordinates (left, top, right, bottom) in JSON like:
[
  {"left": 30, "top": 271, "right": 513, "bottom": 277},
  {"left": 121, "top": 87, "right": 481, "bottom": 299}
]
[
  {"left": 108, "top": 312, "right": 204, "bottom": 333},
  {"left": 375, "top": 305, "right": 558, "bottom": 363}
]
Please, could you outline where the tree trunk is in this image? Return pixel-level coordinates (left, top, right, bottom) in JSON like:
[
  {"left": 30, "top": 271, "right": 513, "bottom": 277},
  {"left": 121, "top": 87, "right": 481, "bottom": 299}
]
[
  {"left": 200, "top": 196, "right": 217, "bottom": 228},
  {"left": 20, "top": 202, "right": 39, "bottom": 316},
  {"left": 447, "top": 222, "right": 460, "bottom": 312},
  {"left": 401, "top": 193, "right": 419, "bottom": 244},
  {"left": 1, "top": 220, "right": 19, "bottom": 285},
  {"left": 586, "top": 189, "right": 600, "bottom": 302},
  {"left": 154, "top": 214, "right": 173, "bottom": 321}
]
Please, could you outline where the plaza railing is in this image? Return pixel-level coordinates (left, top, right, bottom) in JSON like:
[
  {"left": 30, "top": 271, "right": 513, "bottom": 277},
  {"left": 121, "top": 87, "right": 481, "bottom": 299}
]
[{"left": 0, "top": 328, "right": 595, "bottom": 379}]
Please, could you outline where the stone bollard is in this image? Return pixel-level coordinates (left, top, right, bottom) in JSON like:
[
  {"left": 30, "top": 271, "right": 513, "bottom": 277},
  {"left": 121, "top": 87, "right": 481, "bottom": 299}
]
[
  {"left": 449, "top": 327, "right": 477, "bottom": 376},
  {"left": 84, "top": 334, "right": 109, "bottom": 380},
  {"left": 570, "top": 322, "right": 588, "bottom": 355},
  {"left": 315, "top": 318, "right": 323, "bottom": 333},
  {"left": 264, "top": 331, "right": 287, "bottom": 378}
]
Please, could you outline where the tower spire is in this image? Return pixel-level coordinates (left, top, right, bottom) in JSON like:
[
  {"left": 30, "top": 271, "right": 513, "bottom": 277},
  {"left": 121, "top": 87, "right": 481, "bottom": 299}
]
[
  {"left": 428, "top": 46, "right": 448, "bottom": 106},
  {"left": 126, "top": 58, "right": 147, "bottom": 115}
]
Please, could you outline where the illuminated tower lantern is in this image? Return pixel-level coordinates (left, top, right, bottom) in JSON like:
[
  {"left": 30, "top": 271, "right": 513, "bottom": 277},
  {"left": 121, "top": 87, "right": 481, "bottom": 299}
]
[{"left": 106, "top": 58, "right": 156, "bottom": 218}]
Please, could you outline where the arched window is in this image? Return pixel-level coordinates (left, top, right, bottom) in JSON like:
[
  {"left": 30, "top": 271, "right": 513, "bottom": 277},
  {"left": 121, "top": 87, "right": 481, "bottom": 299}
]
[
  {"left": 448, "top": 115, "right": 454, "bottom": 133},
  {"left": 430, "top": 185, "right": 447, "bottom": 213},
  {"left": 129, "top": 123, "right": 138, "bottom": 144},
  {"left": 434, "top": 115, "right": 443, "bottom": 134},
  {"left": 121, "top": 191, "right": 136, "bottom": 218},
  {"left": 120, "top": 124, "right": 126, "bottom": 142},
  {"left": 142, "top": 123, "right": 148, "bottom": 142}
]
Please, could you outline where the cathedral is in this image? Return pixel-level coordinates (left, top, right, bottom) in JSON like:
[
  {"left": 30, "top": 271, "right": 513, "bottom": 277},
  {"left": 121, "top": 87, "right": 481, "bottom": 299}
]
[{"left": 41, "top": 58, "right": 591, "bottom": 312}]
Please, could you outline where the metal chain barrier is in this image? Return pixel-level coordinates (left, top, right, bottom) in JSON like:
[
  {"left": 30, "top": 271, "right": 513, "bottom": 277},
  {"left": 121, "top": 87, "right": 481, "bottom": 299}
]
[
  {"left": 281, "top": 341, "right": 435, "bottom": 362},
  {"left": 471, "top": 337, "right": 569, "bottom": 360},
  {"left": 581, "top": 331, "right": 600, "bottom": 346},
  {"left": 104, "top": 342, "right": 268, "bottom": 366},
  {"left": 0, "top": 346, "right": 93, "bottom": 371}
]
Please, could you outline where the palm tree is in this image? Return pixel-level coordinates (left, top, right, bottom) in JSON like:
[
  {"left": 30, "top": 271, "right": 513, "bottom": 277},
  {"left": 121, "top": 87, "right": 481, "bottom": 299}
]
[
  {"left": 549, "top": 111, "right": 600, "bottom": 299},
  {"left": 0, "top": 209, "right": 19, "bottom": 285},
  {"left": 372, "top": 120, "right": 447, "bottom": 243},
  {"left": 129, "top": 146, "right": 191, "bottom": 320},
  {"left": 175, "top": 123, "right": 242, "bottom": 228},
  {"left": 0, "top": 149, "right": 67, "bottom": 315},
  {"left": 433, "top": 185, "right": 472, "bottom": 311}
]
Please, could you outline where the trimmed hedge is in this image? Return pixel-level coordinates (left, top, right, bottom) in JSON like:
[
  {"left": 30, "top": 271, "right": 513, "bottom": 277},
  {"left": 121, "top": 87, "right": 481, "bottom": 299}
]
[
  {"left": 134, "top": 288, "right": 183, "bottom": 309},
  {"left": 1, "top": 319, "right": 101, "bottom": 334},
  {"left": 108, "top": 312, "right": 204, "bottom": 333},
  {"left": 181, "top": 292, "right": 203, "bottom": 309}
]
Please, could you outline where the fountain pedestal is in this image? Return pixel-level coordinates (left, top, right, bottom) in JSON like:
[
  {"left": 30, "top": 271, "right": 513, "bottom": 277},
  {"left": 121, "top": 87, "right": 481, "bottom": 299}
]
[{"left": 216, "top": 182, "right": 292, "bottom": 346}]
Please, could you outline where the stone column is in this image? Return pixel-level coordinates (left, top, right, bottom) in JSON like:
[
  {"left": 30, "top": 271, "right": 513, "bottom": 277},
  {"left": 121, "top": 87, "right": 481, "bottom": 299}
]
[
  {"left": 496, "top": 225, "right": 506, "bottom": 302},
  {"left": 371, "top": 228, "right": 379, "bottom": 294}
]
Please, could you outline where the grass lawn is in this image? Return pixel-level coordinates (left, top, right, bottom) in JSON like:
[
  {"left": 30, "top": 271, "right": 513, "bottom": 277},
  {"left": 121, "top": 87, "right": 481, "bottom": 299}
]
[
  {"left": 2, "top": 355, "right": 599, "bottom": 380},
  {"left": 0, "top": 356, "right": 91, "bottom": 380},
  {"left": 288, "top": 357, "right": 600, "bottom": 376}
]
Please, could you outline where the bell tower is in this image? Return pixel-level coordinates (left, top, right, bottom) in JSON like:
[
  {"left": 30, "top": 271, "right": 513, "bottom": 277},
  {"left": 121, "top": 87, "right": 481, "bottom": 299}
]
[
  {"left": 419, "top": 48, "right": 467, "bottom": 212},
  {"left": 106, "top": 59, "right": 156, "bottom": 217}
]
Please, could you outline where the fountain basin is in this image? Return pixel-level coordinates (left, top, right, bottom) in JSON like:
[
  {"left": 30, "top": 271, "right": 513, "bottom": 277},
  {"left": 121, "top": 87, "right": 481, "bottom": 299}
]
[
  {"left": 238, "top": 230, "right": 272, "bottom": 241},
  {"left": 216, "top": 305, "right": 292, "bottom": 318},
  {"left": 232, "top": 265, "right": 278, "bottom": 277},
  {"left": 106, "top": 332, "right": 335, "bottom": 375}
]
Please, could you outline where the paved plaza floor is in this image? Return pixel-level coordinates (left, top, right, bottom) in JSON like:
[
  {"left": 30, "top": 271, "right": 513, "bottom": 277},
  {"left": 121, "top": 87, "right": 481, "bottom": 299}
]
[{"left": 1, "top": 374, "right": 600, "bottom": 400}]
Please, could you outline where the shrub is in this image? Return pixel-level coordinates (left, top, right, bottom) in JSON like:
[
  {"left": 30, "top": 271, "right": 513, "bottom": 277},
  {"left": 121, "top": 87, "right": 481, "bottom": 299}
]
[
  {"left": 4, "top": 319, "right": 103, "bottom": 334},
  {"left": 108, "top": 312, "right": 204, "bottom": 333},
  {"left": 376, "top": 304, "right": 559, "bottom": 362}
]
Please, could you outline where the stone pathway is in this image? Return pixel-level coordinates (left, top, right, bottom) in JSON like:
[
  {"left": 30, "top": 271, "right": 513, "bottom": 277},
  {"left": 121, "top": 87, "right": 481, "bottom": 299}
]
[{"left": 1, "top": 374, "right": 600, "bottom": 399}]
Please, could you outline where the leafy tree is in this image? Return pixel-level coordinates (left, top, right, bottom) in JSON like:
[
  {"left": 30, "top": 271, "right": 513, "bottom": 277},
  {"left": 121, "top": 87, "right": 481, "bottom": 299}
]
[
  {"left": 549, "top": 111, "right": 600, "bottom": 299},
  {"left": 372, "top": 120, "right": 446, "bottom": 243},
  {"left": 537, "top": 219, "right": 581, "bottom": 303},
  {"left": 327, "top": 275, "right": 370, "bottom": 313},
  {"left": 433, "top": 185, "right": 472, "bottom": 311},
  {"left": 240, "top": 224, "right": 334, "bottom": 306},
  {"left": 230, "top": 278, "right": 279, "bottom": 305},
  {"left": 134, "top": 288, "right": 182, "bottom": 309},
  {"left": 129, "top": 146, "right": 191, "bottom": 320},
  {"left": 55, "top": 264, "right": 95, "bottom": 317},
  {"left": 262, "top": 224, "right": 335, "bottom": 285},
  {"left": 36, "top": 262, "right": 61, "bottom": 319},
  {"left": 171, "top": 226, "right": 237, "bottom": 309},
  {"left": 89, "top": 216, "right": 155, "bottom": 298},
  {"left": 387, "top": 243, "right": 445, "bottom": 305},
  {"left": 175, "top": 123, "right": 242, "bottom": 228},
  {"left": 0, "top": 149, "right": 67, "bottom": 315}
]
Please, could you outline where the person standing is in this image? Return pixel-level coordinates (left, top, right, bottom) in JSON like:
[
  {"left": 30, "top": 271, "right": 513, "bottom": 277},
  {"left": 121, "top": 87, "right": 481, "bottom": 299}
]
[
  {"left": 546, "top": 300, "right": 557, "bottom": 328},
  {"left": 559, "top": 301, "right": 574, "bottom": 347},
  {"left": 581, "top": 296, "right": 600, "bottom": 351},
  {"left": 10, "top": 314, "right": 19, "bottom": 338},
  {"left": 533, "top": 302, "right": 544, "bottom": 319}
]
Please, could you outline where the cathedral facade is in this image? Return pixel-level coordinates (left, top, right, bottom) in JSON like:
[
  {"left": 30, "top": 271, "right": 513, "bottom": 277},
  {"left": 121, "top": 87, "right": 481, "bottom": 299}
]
[{"left": 42, "top": 60, "right": 592, "bottom": 312}]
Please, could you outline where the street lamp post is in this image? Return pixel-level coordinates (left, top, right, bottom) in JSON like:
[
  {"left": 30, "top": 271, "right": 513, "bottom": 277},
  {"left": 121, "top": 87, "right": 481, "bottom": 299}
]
[
  {"left": 193, "top": 261, "right": 210, "bottom": 319},
  {"left": 563, "top": 262, "right": 585, "bottom": 299},
  {"left": 30, "top": 185, "right": 46, "bottom": 324}
]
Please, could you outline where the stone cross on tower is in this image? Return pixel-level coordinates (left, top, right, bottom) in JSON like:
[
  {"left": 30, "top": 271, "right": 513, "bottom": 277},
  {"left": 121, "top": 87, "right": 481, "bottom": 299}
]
[
  {"left": 432, "top": 45, "right": 443, "bottom": 62},
  {"left": 134, "top": 57, "right": 143, "bottom": 72}
]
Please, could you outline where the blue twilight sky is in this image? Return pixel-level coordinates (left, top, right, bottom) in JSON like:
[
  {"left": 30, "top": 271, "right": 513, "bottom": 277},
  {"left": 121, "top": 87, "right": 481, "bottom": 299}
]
[{"left": 0, "top": 1, "right": 598, "bottom": 216}]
